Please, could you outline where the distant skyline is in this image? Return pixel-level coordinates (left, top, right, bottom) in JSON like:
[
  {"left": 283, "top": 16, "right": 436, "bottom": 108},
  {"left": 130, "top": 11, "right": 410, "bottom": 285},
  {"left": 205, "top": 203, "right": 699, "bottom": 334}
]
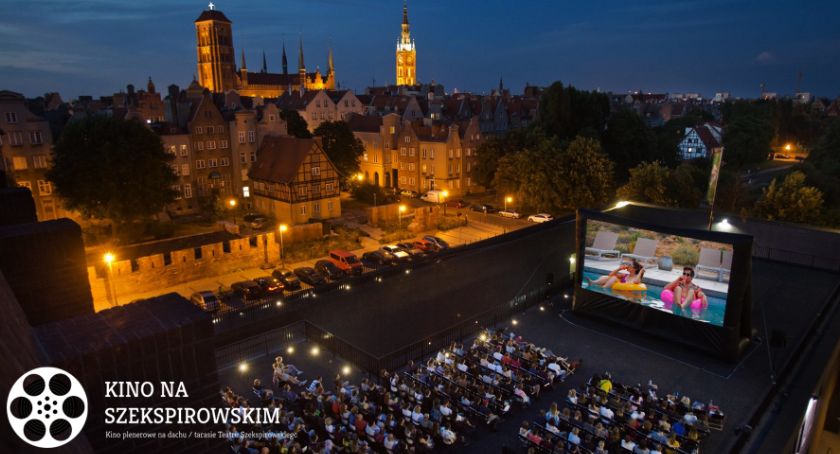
[{"left": 1, "top": 0, "right": 839, "bottom": 100}]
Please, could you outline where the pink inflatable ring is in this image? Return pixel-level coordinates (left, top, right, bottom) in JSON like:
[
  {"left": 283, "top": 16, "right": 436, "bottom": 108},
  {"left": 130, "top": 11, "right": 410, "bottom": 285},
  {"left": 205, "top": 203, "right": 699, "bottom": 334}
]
[{"left": 660, "top": 289, "right": 703, "bottom": 309}]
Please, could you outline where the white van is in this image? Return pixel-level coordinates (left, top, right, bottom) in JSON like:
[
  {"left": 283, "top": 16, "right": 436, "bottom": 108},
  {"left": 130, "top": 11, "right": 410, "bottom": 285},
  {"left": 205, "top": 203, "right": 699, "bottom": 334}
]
[{"left": 421, "top": 190, "right": 445, "bottom": 203}]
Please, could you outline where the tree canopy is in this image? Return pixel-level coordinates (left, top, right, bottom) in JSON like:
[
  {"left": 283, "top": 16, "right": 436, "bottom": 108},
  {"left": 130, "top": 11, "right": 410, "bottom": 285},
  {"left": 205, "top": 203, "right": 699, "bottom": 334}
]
[
  {"left": 47, "top": 116, "right": 177, "bottom": 223},
  {"left": 616, "top": 161, "right": 674, "bottom": 206},
  {"left": 754, "top": 171, "right": 824, "bottom": 224},
  {"left": 280, "top": 109, "right": 312, "bottom": 138},
  {"left": 537, "top": 82, "right": 610, "bottom": 141},
  {"left": 722, "top": 113, "right": 774, "bottom": 168},
  {"left": 313, "top": 121, "right": 365, "bottom": 183},
  {"left": 603, "top": 109, "right": 658, "bottom": 180}
]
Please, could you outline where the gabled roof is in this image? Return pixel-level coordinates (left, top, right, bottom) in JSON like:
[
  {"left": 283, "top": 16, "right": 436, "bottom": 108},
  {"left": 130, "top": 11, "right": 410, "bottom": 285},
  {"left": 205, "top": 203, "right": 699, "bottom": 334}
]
[
  {"left": 250, "top": 136, "right": 322, "bottom": 183},
  {"left": 195, "top": 10, "right": 231, "bottom": 23},
  {"left": 346, "top": 113, "right": 382, "bottom": 133},
  {"left": 694, "top": 125, "right": 721, "bottom": 150}
]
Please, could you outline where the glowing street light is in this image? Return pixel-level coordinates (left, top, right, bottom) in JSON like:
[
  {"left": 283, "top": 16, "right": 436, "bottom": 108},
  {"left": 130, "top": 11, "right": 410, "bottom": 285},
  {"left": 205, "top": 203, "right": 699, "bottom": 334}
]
[
  {"left": 228, "top": 198, "right": 238, "bottom": 224},
  {"left": 286, "top": 345, "right": 295, "bottom": 354},
  {"left": 784, "top": 143, "right": 793, "bottom": 151},
  {"left": 356, "top": 173, "right": 364, "bottom": 182},
  {"left": 103, "top": 252, "right": 118, "bottom": 307},
  {"left": 614, "top": 200, "right": 631, "bottom": 209},
  {"left": 504, "top": 195, "right": 513, "bottom": 211},
  {"left": 441, "top": 189, "right": 449, "bottom": 215},
  {"left": 398, "top": 204, "right": 407, "bottom": 227},
  {"left": 278, "top": 224, "right": 288, "bottom": 266},
  {"left": 341, "top": 365, "right": 351, "bottom": 376},
  {"left": 238, "top": 361, "right": 249, "bottom": 373},
  {"left": 310, "top": 346, "right": 320, "bottom": 357}
]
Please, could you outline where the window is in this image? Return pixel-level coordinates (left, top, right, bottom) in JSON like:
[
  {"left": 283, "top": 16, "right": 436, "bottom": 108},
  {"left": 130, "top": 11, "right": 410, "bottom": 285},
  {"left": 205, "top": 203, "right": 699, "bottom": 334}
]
[
  {"left": 37, "top": 180, "right": 51, "bottom": 195},
  {"left": 242, "top": 186, "right": 250, "bottom": 198},
  {"left": 400, "top": 147, "right": 406, "bottom": 156},
  {"left": 172, "top": 185, "right": 182, "bottom": 199},
  {"left": 171, "top": 164, "right": 180, "bottom": 176},
  {"left": 298, "top": 186, "right": 307, "bottom": 197},
  {"left": 421, "top": 149, "right": 427, "bottom": 159},
  {"left": 456, "top": 149, "right": 461, "bottom": 158},
  {"left": 180, "top": 144, "right": 188, "bottom": 156},
  {"left": 130, "top": 259, "right": 139, "bottom": 273},
  {"left": 363, "top": 152, "right": 368, "bottom": 162},
  {"left": 11, "top": 132, "right": 23, "bottom": 146},
  {"left": 181, "top": 163, "right": 190, "bottom": 176},
  {"left": 18, "top": 181, "right": 31, "bottom": 190},
  {"left": 27, "top": 131, "right": 43, "bottom": 145},
  {"left": 220, "top": 140, "right": 228, "bottom": 149},
  {"left": 32, "top": 155, "right": 48, "bottom": 168},
  {"left": 194, "top": 247, "right": 202, "bottom": 260},
  {"left": 207, "top": 126, "right": 214, "bottom": 134},
  {"left": 409, "top": 177, "right": 415, "bottom": 185},
  {"left": 168, "top": 145, "right": 177, "bottom": 154},
  {"left": 409, "top": 148, "right": 415, "bottom": 157},
  {"left": 313, "top": 202, "right": 321, "bottom": 214},
  {"left": 208, "top": 158, "right": 218, "bottom": 167},
  {"left": 448, "top": 149, "right": 453, "bottom": 158},
  {"left": 248, "top": 130, "right": 256, "bottom": 143},
  {"left": 374, "top": 153, "right": 379, "bottom": 164},
  {"left": 409, "top": 163, "right": 415, "bottom": 171},
  {"left": 250, "top": 151, "right": 256, "bottom": 162},
  {"left": 269, "top": 114, "right": 275, "bottom": 121},
  {"left": 12, "top": 156, "right": 27, "bottom": 170},
  {"left": 195, "top": 159, "right": 206, "bottom": 169},
  {"left": 238, "top": 131, "right": 246, "bottom": 144},
  {"left": 184, "top": 183, "right": 193, "bottom": 198},
  {"left": 206, "top": 140, "right": 216, "bottom": 150},
  {"left": 163, "top": 252, "right": 172, "bottom": 266},
  {"left": 430, "top": 149, "right": 435, "bottom": 159},
  {"left": 196, "top": 141, "right": 204, "bottom": 151},
  {"left": 404, "top": 136, "right": 410, "bottom": 143},
  {"left": 195, "top": 126, "right": 203, "bottom": 134},
  {"left": 328, "top": 200, "right": 334, "bottom": 212},
  {"left": 5, "top": 112, "right": 17, "bottom": 123},
  {"left": 325, "top": 183, "right": 334, "bottom": 192},
  {"left": 240, "top": 152, "right": 246, "bottom": 164},
  {"left": 300, "top": 205, "right": 307, "bottom": 215},
  {"left": 389, "top": 126, "right": 396, "bottom": 134},
  {"left": 312, "top": 166, "right": 320, "bottom": 176},
  {"left": 223, "top": 241, "right": 231, "bottom": 253},
  {"left": 216, "top": 125, "right": 224, "bottom": 133},
  {"left": 221, "top": 158, "right": 230, "bottom": 166},
  {"left": 422, "top": 164, "right": 427, "bottom": 173}
]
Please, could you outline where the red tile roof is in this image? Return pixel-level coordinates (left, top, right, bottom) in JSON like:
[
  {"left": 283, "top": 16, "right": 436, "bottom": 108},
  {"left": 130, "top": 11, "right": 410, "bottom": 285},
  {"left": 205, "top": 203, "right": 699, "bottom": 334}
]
[{"left": 249, "top": 136, "right": 321, "bottom": 183}]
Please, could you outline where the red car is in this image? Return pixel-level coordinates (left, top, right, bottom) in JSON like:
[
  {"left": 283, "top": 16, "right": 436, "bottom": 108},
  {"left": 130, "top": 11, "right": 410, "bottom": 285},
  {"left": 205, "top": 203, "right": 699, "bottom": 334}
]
[
  {"left": 412, "top": 239, "right": 437, "bottom": 252},
  {"left": 446, "top": 199, "right": 468, "bottom": 208}
]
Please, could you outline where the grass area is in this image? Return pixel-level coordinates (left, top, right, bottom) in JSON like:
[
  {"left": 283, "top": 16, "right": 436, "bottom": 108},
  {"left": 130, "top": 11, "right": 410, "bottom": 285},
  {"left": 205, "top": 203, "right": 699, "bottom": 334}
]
[
  {"left": 377, "top": 220, "right": 416, "bottom": 244},
  {"left": 284, "top": 225, "right": 365, "bottom": 263}
]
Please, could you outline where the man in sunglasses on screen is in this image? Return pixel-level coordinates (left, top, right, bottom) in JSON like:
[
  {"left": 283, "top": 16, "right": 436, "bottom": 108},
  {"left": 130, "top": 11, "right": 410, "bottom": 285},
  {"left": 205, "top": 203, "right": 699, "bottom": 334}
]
[{"left": 664, "top": 266, "right": 707, "bottom": 308}]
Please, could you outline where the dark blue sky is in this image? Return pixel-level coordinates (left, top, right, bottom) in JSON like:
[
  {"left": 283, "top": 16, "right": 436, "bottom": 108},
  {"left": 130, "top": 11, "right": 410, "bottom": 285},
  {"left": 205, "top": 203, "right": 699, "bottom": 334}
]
[{"left": 1, "top": 0, "right": 838, "bottom": 100}]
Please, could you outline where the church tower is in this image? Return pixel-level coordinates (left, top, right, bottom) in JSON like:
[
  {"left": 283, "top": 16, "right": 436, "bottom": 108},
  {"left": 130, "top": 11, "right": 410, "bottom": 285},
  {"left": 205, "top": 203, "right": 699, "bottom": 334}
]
[
  {"left": 195, "top": 3, "right": 236, "bottom": 93},
  {"left": 395, "top": 1, "right": 416, "bottom": 86}
]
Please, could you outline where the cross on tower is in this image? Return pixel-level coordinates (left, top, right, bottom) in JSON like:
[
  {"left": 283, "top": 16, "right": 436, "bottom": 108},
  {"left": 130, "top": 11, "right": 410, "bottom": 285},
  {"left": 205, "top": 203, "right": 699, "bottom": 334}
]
[{"left": 208, "top": 2, "right": 215, "bottom": 10}]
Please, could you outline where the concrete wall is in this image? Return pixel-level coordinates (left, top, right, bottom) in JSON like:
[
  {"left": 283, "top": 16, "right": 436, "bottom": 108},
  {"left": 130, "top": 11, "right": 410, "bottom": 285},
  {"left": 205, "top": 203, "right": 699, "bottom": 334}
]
[
  {"left": 367, "top": 203, "right": 442, "bottom": 231},
  {"left": 87, "top": 226, "right": 324, "bottom": 304}
]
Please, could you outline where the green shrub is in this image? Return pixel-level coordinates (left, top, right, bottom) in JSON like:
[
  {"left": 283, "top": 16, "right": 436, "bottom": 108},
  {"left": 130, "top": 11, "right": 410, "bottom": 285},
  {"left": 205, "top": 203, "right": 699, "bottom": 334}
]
[
  {"left": 671, "top": 243, "right": 699, "bottom": 267},
  {"left": 437, "top": 216, "right": 467, "bottom": 231}
]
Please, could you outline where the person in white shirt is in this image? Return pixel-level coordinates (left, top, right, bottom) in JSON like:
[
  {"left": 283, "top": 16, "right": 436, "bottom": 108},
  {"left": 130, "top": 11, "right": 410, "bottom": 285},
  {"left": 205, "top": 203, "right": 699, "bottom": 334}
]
[
  {"left": 567, "top": 427, "right": 581, "bottom": 445},
  {"left": 600, "top": 404, "right": 614, "bottom": 420},
  {"left": 411, "top": 405, "right": 424, "bottom": 424},
  {"left": 439, "top": 401, "right": 453, "bottom": 417},
  {"left": 440, "top": 424, "right": 457, "bottom": 445},
  {"left": 383, "top": 433, "right": 399, "bottom": 451},
  {"left": 457, "top": 361, "right": 468, "bottom": 372},
  {"left": 621, "top": 435, "right": 637, "bottom": 451}
]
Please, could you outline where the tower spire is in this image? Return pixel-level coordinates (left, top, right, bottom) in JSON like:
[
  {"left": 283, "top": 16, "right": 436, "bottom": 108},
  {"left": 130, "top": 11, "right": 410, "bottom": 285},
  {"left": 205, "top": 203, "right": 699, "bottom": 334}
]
[
  {"left": 298, "top": 37, "right": 305, "bottom": 71},
  {"left": 328, "top": 47, "right": 334, "bottom": 75},
  {"left": 282, "top": 42, "right": 288, "bottom": 75},
  {"left": 261, "top": 50, "right": 267, "bottom": 73},
  {"left": 240, "top": 48, "right": 247, "bottom": 70},
  {"left": 403, "top": 0, "right": 409, "bottom": 25}
]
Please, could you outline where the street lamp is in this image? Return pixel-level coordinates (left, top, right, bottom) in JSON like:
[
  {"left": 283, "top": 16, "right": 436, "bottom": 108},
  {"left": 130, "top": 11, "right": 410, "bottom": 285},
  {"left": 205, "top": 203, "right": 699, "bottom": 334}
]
[
  {"left": 278, "top": 224, "right": 288, "bottom": 267},
  {"left": 103, "top": 252, "right": 118, "bottom": 306},
  {"left": 505, "top": 196, "right": 513, "bottom": 211},
  {"left": 228, "top": 198, "right": 238, "bottom": 224},
  {"left": 441, "top": 189, "right": 449, "bottom": 216},
  {"left": 356, "top": 173, "right": 364, "bottom": 183},
  {"left": 398, "top": 204, "right": 407, "bottom": 227}
]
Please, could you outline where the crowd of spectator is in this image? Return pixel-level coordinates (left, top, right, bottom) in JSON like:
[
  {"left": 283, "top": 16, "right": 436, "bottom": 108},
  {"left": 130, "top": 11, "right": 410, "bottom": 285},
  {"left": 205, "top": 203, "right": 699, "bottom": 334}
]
[
  {"left": 519, "top": 372, "right": 724, "bottom": 454},
  {"left": 221, "top": 329, "right": 578, "bottom": 453}
]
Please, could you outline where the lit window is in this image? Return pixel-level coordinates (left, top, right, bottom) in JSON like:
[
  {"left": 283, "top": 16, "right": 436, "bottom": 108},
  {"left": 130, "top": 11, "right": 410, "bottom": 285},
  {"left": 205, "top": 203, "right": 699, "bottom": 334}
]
[
  {"left": 12, "top": 156, "right": 27, "bottom": 169},
  {"left": 312, "top": 166, "right": 320, "bottom": 176},
  {"left": 184, "top": 184, "right": 193, "bottom": 198},
  {"left": 180, "top": 144, "right": 188, "bottom": 156},
  {"left": 248, "top": 130, "right": 256, "bottom": 143},
  {"left": 238, "top": 131, "right": 246, "bottom": 144},
  {"left": 207, "top": 140, "right": 216, "bottom": 150},
  {"left": 220, "top": 140, "right": 228, "bottom": 149},
  {"left": 242, "top": 186, "right": 250, "bottom": 198},
  {"left": 37, "top": 180, "right": 52, "bottom": 195}
]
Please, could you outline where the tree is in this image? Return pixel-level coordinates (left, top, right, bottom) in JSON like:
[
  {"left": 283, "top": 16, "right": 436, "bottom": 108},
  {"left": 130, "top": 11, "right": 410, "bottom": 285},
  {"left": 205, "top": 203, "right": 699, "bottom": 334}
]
[
  {"left": 313, "top": 121, "right": 365, "bottom": 184},
  {"left": 280, "top": 109, "right": 312, "bottom": 138},
  {"left": 556, "top": 136, "right": 614, "bottom": 209},
  {"left": 722, "top": 104, "right": 775, "bottom": 168},
  {"left": 470, "top": 128, "right": 529, "bottom": 188},
  {"left": 351, "top": 183, "right": 389, "bottom": 206},
  {"left": 603, "top": 109, "right": 657, "bottom": 181},
  {"left": 667, "top": 161, "right": 707, "bottom": 208},
  {"left": 754, "top": 171, "right": 824, "bottom": 224},
  {"left": 537, "top": 81, "right": 610, "bottom": 141},
  {"left": 47, "top": 116, "right": 176, "bottom": 227},
  {"left": 616, "top": 161, "right": 674, "bottom": 206}
]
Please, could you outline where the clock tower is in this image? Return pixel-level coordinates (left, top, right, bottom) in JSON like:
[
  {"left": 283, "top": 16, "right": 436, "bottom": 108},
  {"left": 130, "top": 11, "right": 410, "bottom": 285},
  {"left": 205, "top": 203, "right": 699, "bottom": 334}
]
[{"left": 395, "top": 1, "right": 416, "bottom": 86}]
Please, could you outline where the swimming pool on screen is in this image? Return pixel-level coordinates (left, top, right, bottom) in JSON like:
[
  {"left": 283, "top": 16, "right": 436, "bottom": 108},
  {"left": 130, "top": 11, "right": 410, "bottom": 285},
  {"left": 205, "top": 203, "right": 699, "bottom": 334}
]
[{"left": 581, "top": 270, "right": 727, "bottom": 327}]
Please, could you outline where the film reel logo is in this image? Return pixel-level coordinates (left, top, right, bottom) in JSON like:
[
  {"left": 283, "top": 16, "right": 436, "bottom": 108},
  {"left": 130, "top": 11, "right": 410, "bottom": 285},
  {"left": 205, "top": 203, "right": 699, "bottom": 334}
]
[{"left": 6, "top": 367, "right": 88, "bottom": 448}]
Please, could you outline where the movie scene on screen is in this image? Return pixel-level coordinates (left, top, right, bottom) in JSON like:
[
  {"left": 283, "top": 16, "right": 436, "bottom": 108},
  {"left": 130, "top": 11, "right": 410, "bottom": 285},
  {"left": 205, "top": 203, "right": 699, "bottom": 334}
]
[{"left": 582, "top": 219, "right": 733, "bottom": 326}]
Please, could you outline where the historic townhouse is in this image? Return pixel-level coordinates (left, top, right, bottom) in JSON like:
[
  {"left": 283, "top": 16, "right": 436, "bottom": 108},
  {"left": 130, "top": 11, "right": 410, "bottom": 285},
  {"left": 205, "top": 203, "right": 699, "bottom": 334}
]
[
  {"left": 187, "top": 93, "right": 234, "bottom": 198},
  {"left": 249, "top": 136, "right": 341, "bottom": 225},
  {"left": 229, "top": 103, "right": 288, "bottom": 205},
  {"left": 348, "top": 113, "right": 401, "bottom": 188}
]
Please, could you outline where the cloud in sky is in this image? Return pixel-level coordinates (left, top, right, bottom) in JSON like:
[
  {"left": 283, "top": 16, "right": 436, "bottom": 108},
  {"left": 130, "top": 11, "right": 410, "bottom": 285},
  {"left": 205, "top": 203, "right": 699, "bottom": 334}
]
[{"left": 755, "top": 51, "right": 776, "bottom": 64}]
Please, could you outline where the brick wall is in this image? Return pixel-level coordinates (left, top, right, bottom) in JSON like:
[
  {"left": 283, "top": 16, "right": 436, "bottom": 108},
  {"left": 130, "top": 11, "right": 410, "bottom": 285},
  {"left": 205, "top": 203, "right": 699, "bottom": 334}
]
[{"left": 88, "top": 225, "right": 324, "bottom": 303}]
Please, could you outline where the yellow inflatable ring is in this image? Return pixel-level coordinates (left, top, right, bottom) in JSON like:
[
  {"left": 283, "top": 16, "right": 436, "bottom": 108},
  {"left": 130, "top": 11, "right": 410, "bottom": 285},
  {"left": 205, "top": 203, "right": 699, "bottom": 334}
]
[{"left": 611, "top": 282, "right": 647, "bottom": 292}]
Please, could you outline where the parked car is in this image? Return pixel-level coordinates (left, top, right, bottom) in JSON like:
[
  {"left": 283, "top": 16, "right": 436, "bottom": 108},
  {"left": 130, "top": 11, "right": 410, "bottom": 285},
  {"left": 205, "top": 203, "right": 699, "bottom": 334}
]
[
  {"left": 362, "top": 250, "right": 396, "bottom": 268},
  {"left": 231, "top": 280, "right": 264, "bottom": 301},
  {"left": 382, "top": 244, "right": 411, "bottom": 261},
  {"left": 470, "top": 203, "right": 497, "bottom": 213},
  {"left": 396, "top": 242, "right": 426, "bottom": 257},
  {"left": 498, "top": 209, "right": 522, "bottom": 219},
  {"left": 272, "top": 269, "right": 301, "bottom": 291},
  {"left": 315, "top": 260, "right": 346, "bottom": 281},
  {"left": 400, "top": 189, "right": 419, "bottom": 198},
  {"left": 412, "top": 238, "right": 437, "bottom": 252},
  {"left": 421, "top": 190, "right": 446, "bottom": 203},
  {"left": 446, "top": 199, "right": 468, "bottom": 208},
  {"left": 189, "top": 291, "right": 220, "bottom": 312},
  {"left": 527, "top": 213, "right": 554, "bottom": 223},
  {"left": 328, "top": 249, "right": 363, "bottom": 275},
  {"left": 249, "top": 217, "right": 268, "bottom": 229},
  {"left": 423, "top": 235, "right": 450, "bottom": 250},
  {"left": 254, "top": 276, "right": 284, "bottom": 295},
  {"left": 294, "top": 267, "right": 327, "bottom": 287}
]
